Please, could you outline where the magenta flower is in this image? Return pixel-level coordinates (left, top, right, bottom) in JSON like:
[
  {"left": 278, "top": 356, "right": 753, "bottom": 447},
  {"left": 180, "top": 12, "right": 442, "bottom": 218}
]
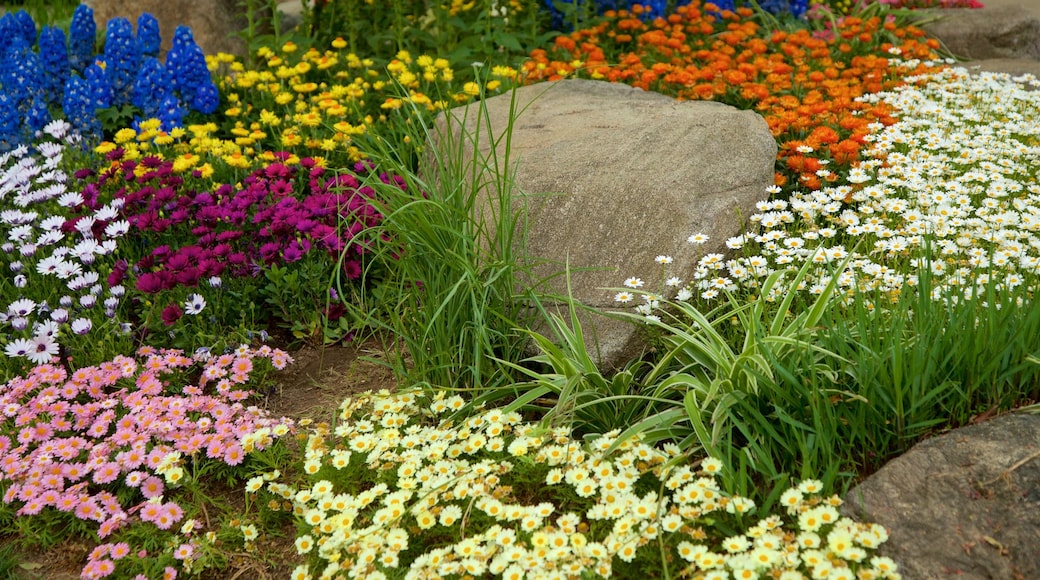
[{"left": 160, "top": 303, "right": 183, "bottom": 326}]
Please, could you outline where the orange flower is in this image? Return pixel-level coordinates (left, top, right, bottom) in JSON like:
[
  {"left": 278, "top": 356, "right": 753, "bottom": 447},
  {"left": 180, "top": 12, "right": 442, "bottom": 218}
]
[{"left": 521, "top": 0, "right": 945, "bottom": 193}]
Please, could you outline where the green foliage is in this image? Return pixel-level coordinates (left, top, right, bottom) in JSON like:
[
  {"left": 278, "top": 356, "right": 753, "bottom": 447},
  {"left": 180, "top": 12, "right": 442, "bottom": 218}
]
[
  {"left": 1, "top": 0, "right": 79, "bottom": 27},
  {"left": 472, "top": 271, "right": 689, "bottom": 447},
  {"left": 299, "top": 0, "right": 556, "bottom": 81},
  {"left": 341, "top": 78, "right": 549, "bottom": 392},
  {"left": 818, "top": 262, "right": 1040, "bottom": 462},
  {"left": 234, "top": 0, "right": 310, "bottom": 66}
]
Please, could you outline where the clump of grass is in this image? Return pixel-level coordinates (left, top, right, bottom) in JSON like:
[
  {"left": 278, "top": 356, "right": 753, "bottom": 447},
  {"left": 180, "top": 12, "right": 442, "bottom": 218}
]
[{"left": 340, "top": 76, "right": 549, "bottom": 393}]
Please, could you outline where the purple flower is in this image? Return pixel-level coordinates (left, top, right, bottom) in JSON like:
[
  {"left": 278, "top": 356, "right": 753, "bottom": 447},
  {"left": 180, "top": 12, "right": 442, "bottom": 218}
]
[
  {"left": 160, "top": 303, "right": 183, "bottom": 326},
  {"left": 135, "top": 272, "right": 164, "bottom": 294}
]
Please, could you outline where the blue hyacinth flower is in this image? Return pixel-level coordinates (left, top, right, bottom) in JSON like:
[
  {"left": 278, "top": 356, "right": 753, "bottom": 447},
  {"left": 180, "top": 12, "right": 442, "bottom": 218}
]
[
  {"left": 62, "top": 75, "right": 102, "bottom": 146},
  {"left": 25, "top": 95, "right": 51, "bottom": 137},
  {"left": 68, "top": 4, "right": 97, "bottom": 74},
  {"left": 137, "top": 13, "right": 162, "bottom": 58},
  {"left": 38, "top": 26, "right": 70, "bottom": 106},
  {"left": 1, "top": 36, "right": 42, "bottom": 111},
  {"left": 102, "top": 17, "right": 141, "bottom": 106},
  {"left": 157, "top": 93, "right": 185, "bottom": 131},
  {"left": 10, "top": 10, "right": 36, "bottom": 46},
  {"left": 84, "top": 63, "right": 113, "bottom": 110},
  {"left": 0, "top": 90, "right": 21, "bottom": 152},
  {"left": 132, "top": 57, "right": 172, "bottom": 120},
  {"left": 166, "top": 26, "right": 212, "bottom": 112},
  {"left": 192, "top": 81, "right": 220, "bottom": 115}
]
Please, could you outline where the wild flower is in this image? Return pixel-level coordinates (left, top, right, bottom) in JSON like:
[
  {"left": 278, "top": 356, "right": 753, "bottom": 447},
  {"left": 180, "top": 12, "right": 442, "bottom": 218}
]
[
  {"left": 38, "top": 26, "right": 69, "bottom": 105},
  {"left": 68, "top": 4, "right": 97, "bottom": 74},
  {"left": 132, "top": 57, "right": 173, "bottom": 120},
  {"left": 136, "top": 13, "right": 162, "bottom": 58},
  {"left": 0, "top": 120, "right": 132, "bottom": 376},
  {"left": 618, "top": 65, "right": 1040, "bottom": 316},
  {"left": 522, "top": 2, "right": 944, "bottom": 188},
  {"left": 271, "top": 389, "right": 897, "bottom": 579},
  {"left": 0, "top": 345, "right": 294, "bottom": 579},
  {"left": 63, "top": 74, "right": 103, "bottom": 145},
  {"left": 101, "top": 18, "right": 140, "bottom": 107},
  {"left": 165, "top": 26, "right": 216, "bottom": 114},
  {"left": 0, "top": 9, "right": 33, "bottom": 50},
  {"left": 197, "top": 42, "right": 518, "bottom": 173}
]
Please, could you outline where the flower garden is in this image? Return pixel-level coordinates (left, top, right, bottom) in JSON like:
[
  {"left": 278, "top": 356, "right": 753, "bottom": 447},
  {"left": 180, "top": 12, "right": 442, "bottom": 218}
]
[{"left": 0, "top": 0, "right": 1037, "bottom": 578}]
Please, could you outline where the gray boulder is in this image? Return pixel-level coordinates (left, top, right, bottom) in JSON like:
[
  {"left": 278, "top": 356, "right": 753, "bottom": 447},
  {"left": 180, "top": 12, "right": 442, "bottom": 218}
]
[
  {"left": 86, "top": 0, "right": 249, "bottom": 56},
  {"left": 921, "top": 5, "right": 1040, "bottom": 61},
  {"left": 427, "top": 79, "right": 775, "bottom": 369},
  {"left": 843, "top": 413, "right": 1040, "bottom": 579}
]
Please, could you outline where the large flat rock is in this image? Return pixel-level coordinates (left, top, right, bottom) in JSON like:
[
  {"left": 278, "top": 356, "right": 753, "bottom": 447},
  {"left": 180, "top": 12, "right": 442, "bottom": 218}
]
[
  {"left": 427, "top": 79, "right": 775, "bottom": 368},
  {"left": 86, "top": 0, "right": 248, "bottom": 56},
  {"left": 844, "top": 413, "right": 1040, "bottom": 579},
  {"left": 922, "top": 5, "right": 1040, "bottom": 60}
]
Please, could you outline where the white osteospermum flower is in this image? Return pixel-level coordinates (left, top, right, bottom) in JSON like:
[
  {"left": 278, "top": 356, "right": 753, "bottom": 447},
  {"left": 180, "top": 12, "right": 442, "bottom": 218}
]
[{"left": 184, "top": 294, "right": 207, "bottom": 315}]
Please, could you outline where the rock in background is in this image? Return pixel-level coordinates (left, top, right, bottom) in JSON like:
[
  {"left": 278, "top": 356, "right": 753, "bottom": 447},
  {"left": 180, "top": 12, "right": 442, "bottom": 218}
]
[
  {"left": 86, "top": 0, "right": 249, "bottom": 56},
  {"left": 427, "top": 79, "right": 776, "bottom": 369},
  {"left": 843, "top": 413, "right": 1040, "bottom": 579},
  {"left": 922, "top": 5, "right": 1040, "bottom": 61}
]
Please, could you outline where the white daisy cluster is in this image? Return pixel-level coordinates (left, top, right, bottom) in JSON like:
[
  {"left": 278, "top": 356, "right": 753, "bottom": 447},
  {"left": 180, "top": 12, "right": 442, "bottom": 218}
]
[
  {"left": 272, "top": 389, "right": 898, "bottom": 580},
  {"left": 0, "top": 120, "right": 131, "bottom": 366},
  {"left": 619, "top": 66, "right": 1040, "bottom": 311}
]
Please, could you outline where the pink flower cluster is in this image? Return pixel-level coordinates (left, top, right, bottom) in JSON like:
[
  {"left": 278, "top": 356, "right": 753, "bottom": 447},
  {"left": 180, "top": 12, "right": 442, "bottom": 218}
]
[{"left": 0, "top": 345, "right": 294, "bottom": 578}]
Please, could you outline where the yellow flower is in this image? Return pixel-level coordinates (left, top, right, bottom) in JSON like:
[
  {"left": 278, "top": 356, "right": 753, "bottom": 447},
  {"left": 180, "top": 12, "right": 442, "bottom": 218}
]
[
  {"left": 282, "top": 41, "right": 297, "bottom": 53},
  {"left": 226, "top": 107, "right": 241, "bottom": 117},
  {"left": 275, "top": 92, "right": 295, "bottom": 105},
  {"left": 493, "top": 65, "right": 518, "bottom": 79},
  {"left": 315, "top": 55, "right": 337, "bottom": 70},
  {"left": 172, "top": 154, "right": 200, "bottom": 173},
  {"left": 114, "top": 128, "right": 137, "bottom": 144},
  {"left": 223, "top": 152, "right": 250, "bottom": 169},
  {"left": 397, "top": 71, "right": 417, "bottom": 87},
  {"left": 293, "top": 82, "right": 318, "bottom": 93},
  {"left": 281, "top": 132, "right": 302, "bottom": 147},
  {"left": 259, "top": 109, "right": 282, "bottom": 126},
  {"left": 331, "top": 37, "right": 346, "bottom": 49},
  {"left": 95, "top": 141, "right": 117, "bottom": 155}
]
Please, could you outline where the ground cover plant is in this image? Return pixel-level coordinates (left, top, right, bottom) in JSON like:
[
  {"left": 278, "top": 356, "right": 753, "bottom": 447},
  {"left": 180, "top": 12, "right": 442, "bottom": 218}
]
[
  {"left": 614, "top": 64, "right": 1040, "bottom": 482},
  {"left": 1, "top": 0, "right": 1034, "bottom": 578}
]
